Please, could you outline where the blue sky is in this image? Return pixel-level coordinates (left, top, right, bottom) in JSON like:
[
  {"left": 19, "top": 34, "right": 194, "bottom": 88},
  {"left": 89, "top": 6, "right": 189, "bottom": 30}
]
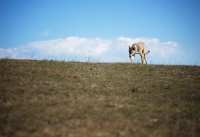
[{"left": 0, "top": 0, "right": 200, "bottom": 65}]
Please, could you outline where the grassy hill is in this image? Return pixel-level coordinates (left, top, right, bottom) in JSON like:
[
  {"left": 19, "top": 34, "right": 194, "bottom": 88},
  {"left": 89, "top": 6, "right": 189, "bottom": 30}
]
[{"left": 0, "top": 59, "right": 200, "bottom": 137}]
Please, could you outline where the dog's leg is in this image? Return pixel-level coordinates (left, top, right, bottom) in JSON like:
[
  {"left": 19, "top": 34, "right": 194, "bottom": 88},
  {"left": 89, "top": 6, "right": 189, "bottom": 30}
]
[
  {"left": 140, "top": 53, "right": 144, "bottom": 64},
  {"left": 144, "top": 54, "right": 147, "bottom": 64}
]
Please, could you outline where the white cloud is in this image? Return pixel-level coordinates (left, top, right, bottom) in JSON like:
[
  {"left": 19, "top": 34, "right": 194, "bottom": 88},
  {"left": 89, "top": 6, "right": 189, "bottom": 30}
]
[
  {"left": 0, "top": 37, "right": 183, "bottom": 64},
  {"left": 0, "top": 48, "right": 19, "bottom": 59},
  {"left": 27, "top": 37, "right": 111, "bottom": 57},
  {"left": 108, "top": 37, "right": 181, "bottom": 63},
  {"left": 40, "top": 30, "right": 50, "bottom": 36},
  {"left": 117, "top": 37, "right": 179, "bottom": 58}
]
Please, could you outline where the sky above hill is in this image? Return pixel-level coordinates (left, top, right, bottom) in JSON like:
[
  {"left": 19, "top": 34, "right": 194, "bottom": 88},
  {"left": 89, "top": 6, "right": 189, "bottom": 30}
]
[{"left": 0, "top": 0, "right": 200, "bottom": 65}]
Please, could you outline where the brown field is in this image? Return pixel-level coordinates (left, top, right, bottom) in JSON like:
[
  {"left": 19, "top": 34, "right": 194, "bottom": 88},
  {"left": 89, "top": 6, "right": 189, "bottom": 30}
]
[{"left": 0, "top": 59, "right": 200, "bottom": 137}]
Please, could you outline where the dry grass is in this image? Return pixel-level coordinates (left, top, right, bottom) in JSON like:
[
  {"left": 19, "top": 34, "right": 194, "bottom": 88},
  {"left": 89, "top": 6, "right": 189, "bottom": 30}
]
[{"left": 0, "top": 59, "right": 200, "bottom": 137}]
